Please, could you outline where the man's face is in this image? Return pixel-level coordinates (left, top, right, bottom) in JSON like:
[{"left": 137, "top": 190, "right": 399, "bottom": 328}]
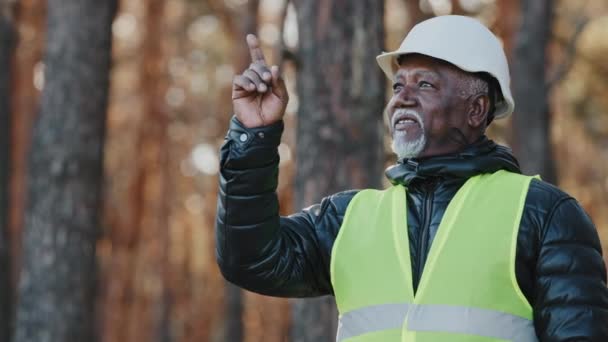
[{"left": 386, "top": 54, "right": 471, "bottom": 159}]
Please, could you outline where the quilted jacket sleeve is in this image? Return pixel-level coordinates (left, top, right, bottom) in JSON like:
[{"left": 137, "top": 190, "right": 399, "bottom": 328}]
[
  {"left": 215, "top": 116, "right": 350, "bottom": 297},
  {"left": 533, "top": 195, "right": 608, "bottom": 341}
]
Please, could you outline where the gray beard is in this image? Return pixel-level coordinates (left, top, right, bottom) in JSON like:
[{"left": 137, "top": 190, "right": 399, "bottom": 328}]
[
  {"left": 391, "top": 131, "right": 426, "bottom": 159},
  {"left": 389, "top": 109, "right": 426, "bottom": 159}
]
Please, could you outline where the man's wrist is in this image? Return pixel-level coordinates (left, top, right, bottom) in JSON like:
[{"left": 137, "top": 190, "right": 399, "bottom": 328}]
[{"left": 228, "top": 115, "right": 284, "bottom": 149}]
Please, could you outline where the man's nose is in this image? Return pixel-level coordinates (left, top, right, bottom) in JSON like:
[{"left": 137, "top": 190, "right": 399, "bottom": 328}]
[{"left": 393, "top": 89, "right": 417, "bottom": 108}]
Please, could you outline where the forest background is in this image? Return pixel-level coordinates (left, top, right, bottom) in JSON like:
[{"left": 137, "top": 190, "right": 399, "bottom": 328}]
[{"left": 0, "top": 0, "right": 607, "bottom": 341}]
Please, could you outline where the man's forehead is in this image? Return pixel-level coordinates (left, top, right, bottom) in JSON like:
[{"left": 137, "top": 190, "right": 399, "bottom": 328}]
[
  {"left": 395, "top": 68, "right": 439, "bottom": 78},
  {"left": 394, "top": 54, "right": 457, "bottom": 79},
  {"left": 394, "top": 66, "right": 440, "bottom": 81}
]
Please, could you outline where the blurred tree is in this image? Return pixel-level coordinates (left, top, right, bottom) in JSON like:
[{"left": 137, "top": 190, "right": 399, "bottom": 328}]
[
  {"left": 101, "top": 0, "right": 171, "bottom": 340},
  {"left": 13, "top": 0, "right": 117, "bottom": 341},
  {"left": 122, "top": 0, "right": 171, "bottom": 340},
  {"left": 511, "top": 0, "right": 557, "bottom": 182},
  {"left": 495, "top": 0, "right": 520, "bottom": 62},
  {"left": 404, "top": 0, "right": 432, "bottom": 28},
  {"left": 291, "top": 1, "right": 385, "bottom": 341},
  {"left": 224, "top": 281, "right": 244, "bottom": 342},
  {"left": 9, "top": 0, "right": 45, "bottom": 294},
  {"left": 0, "top": 1, "right": 14, "bottom": 340},
  {"left": 223, "top": 2, "right": 259, "bottom": 341}
]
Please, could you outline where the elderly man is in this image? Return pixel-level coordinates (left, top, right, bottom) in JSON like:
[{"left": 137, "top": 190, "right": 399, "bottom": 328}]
[{"left": 216, "top": 16, "right": 608, "bottom": 341}]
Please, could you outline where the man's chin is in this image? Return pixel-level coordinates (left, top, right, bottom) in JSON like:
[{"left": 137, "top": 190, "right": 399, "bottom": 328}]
[
  {"left": 391, "top": 135, "right": 426, "bottom": 160},
  {"left": 392, "top": 132, "right": 423, "bottom": 146}
]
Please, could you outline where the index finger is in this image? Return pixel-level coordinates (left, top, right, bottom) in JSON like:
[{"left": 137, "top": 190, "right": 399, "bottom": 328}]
[{"left": 246, "top": 34, "right": 266, "bottom": 64}]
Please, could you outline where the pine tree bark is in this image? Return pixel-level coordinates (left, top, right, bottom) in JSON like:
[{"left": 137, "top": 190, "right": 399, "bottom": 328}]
[
  {"left": 0, "top": 1, "right": 15, "bottom": 340},
  {"left": 13, "top": 1, "right": 117, "bottom": 341},
  {"left": 511, "top": 0, "right": 556, "bottom": 183},
  {"left": 9, "top": 0, "right": 46, "bottom": 297},
  {"left": 223, "top": 2, "right": 260, "bottom": 341},
  {"left": 404, "top": 0, "right": 432, "bottom": 29},
  {"left": 494, "top": 0, "right": 519, "bottom": 63},
  {"left": 291, "top": 1, "right": 385, "bottom": 341},
  {"left": 125, "top": 0, "right": 170, "bottom": 340}
]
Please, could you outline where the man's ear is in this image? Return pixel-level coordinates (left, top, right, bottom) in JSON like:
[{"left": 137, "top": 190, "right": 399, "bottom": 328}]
[{"left": 468, "top": 93, "right": 490, "bottom": 129}]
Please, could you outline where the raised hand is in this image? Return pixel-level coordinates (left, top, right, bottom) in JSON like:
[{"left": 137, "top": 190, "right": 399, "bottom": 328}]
[{"left": 232, "top": 34, "right": 289, "bottom": 128}]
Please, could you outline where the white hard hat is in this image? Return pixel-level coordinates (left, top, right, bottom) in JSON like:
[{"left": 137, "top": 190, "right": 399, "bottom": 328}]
[{"left": 376, "top": 15, "right": 514, "bottom": 119}]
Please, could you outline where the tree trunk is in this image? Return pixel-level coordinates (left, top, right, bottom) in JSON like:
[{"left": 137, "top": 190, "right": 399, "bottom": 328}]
[
  {"left": 9, "top": 0, "right": 46, "bottom": 300},
  {"left": 0, "top": 1, "right": 15, "bottom": 340},
  {"left": 126, "top": 0, "right": 171, "bottom": 340},
  {"left": 404, "top": 0, "right": 432, "bottom": 29},
  {"left": 494, "top": 0, "right": 520, "bottom": 63},
  {"left": 511, "top": 0, "right": 556, "bottom": 183},
  {"left": 13, "top": 1, "right": 117, "bottom": 341},
  {"left": 223, "top": 2, "right": 260, "bottom": 341},
  {"left": 291, "top": 1, "right": 385, "bottom": 341},
  {"left": 224, "top": 282, "right": 244, "bottom": 342}
]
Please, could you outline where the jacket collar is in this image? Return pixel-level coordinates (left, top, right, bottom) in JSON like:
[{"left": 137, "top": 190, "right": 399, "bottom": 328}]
[{"left": 385, "top": 136, "right": 521, "bottom": 186}]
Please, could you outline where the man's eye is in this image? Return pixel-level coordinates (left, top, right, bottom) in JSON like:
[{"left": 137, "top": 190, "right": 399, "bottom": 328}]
[
  {"left": 392, "top": 83, "right": 403, "bottom": 92},
  {"left": 419, "top": 81, "right": 433, "bottom": 88}
]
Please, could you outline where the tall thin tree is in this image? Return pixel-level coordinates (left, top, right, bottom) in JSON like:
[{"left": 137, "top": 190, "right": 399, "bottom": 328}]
[
  {"left": 8, "top": 0, "right": 46, "bottom": 295},
  {"left": 223, "top": 1, "right": 260, "bottom": 341},
  {"left": 0, "top": 1, "right": 15, "bottom": 340},
  {"left": 291, "top": 1, "right": 385, "bottom": 340},
  {"left": 124, "top": 0, "right": 170, "bottom": 340},
  {"left": 511, "top": 0, "right": 556, "bottom": 183},
  {"left": 13, "top": 1, "right": 117, "bottom": 341}
]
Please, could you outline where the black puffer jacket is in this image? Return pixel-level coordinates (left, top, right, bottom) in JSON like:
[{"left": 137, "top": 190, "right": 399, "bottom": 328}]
[{"left": 216, "top": 117, "right": 608, "bottom": 341}]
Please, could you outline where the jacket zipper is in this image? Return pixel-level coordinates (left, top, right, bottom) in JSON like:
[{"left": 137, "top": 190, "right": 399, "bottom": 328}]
[{"left": 414, "top": 180, "right": 436, "bottom": 293}]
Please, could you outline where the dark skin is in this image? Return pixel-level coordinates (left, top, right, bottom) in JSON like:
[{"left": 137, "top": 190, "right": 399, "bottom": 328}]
[
  {"left": 387, "top": 54, "right": 491, "bottom": 158},
  {"left": 232, "top": 34, "right": 288, "bottom": 128}
]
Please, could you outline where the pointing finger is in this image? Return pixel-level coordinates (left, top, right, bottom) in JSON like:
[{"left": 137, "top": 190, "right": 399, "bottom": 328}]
[{"left": 246, "top": 34, "right": 267, "bottom": 64}]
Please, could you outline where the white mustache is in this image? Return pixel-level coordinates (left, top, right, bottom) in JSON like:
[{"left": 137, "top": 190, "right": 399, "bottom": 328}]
[{"left": 391, "top": 109, "right": 423, "bottom": 129}]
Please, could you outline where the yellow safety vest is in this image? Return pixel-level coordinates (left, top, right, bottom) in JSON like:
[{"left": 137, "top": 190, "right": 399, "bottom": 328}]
[{"left": 330, "top": 170, "right": 538, "bottom": 341}]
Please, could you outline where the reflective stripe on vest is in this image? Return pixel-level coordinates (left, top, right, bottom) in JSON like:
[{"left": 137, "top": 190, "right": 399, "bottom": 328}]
[
  {"left": 331, "top": 170, "right": 539, "bottom": 342},
  {"left": 337, "top": 303, "right": 410, "bottom": 340},
  {"left": 337, "top": 303, "right": 535, "bottom": 341}
]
